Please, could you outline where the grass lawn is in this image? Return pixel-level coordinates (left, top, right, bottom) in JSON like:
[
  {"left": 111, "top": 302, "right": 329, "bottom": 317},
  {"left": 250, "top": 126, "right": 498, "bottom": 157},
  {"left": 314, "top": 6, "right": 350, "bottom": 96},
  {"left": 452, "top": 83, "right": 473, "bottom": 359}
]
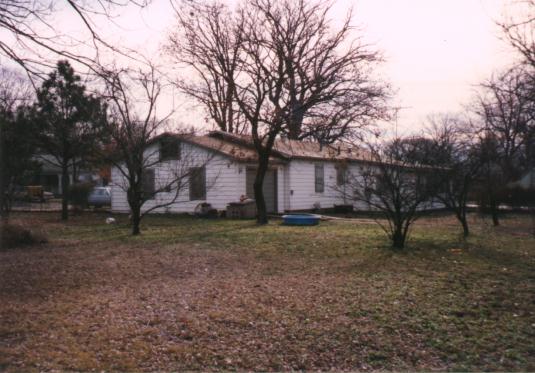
[{"left": 0, "top": 212, "right": 534, "bottom": 371}]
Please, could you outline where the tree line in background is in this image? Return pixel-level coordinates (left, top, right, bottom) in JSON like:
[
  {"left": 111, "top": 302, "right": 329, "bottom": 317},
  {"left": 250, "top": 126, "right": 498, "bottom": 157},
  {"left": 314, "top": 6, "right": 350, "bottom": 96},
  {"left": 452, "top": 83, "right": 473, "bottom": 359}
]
[{"left": 0, "top": 0, "right": 533, "bottom": 247}]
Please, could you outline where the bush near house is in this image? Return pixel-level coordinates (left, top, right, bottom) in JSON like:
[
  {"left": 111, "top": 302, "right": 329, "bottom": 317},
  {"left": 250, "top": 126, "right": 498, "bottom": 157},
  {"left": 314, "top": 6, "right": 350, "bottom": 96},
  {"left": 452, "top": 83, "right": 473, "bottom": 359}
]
[
  {"left": 0, "top": 223, "right": 47, "bottom": 249},
  {"left": 68, "top": 182, "right": 93, "bottom": 210}
]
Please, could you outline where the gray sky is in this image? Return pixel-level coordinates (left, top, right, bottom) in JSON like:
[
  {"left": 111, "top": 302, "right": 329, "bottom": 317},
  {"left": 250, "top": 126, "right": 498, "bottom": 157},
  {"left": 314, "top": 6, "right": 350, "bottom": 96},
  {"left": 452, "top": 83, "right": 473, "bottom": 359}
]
[
  {"left": 6, "top": 0, "right": 520, "bottom": 134},
  {"left": 354, "top": 0, "right": 517, "bottom": 133},
  {"left": 110, "top": 0, "right": 517, "bottom": 134}
]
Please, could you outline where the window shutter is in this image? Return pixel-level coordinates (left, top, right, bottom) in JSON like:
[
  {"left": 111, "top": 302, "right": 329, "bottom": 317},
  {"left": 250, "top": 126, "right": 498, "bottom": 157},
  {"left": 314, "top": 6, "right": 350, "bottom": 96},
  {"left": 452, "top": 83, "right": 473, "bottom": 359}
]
[
  {"left": 142, "top": 169, "right": 155, "bottom": 198},
  {"left": 315, "top": 164, "right": 324, "bottom": 193},
  {"left": 336, "top": 164, "right": 347, "bottom": 186},
  {"left": 189, "top": 166, "right": 206, "bottom": 200}
]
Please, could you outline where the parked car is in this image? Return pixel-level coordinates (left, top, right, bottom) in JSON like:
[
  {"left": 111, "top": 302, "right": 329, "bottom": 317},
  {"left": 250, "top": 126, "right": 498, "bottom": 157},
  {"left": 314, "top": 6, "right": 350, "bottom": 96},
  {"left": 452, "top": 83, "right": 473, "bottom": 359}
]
[{"left": 88, "top": 187, "right": 111, "bottom": 208}]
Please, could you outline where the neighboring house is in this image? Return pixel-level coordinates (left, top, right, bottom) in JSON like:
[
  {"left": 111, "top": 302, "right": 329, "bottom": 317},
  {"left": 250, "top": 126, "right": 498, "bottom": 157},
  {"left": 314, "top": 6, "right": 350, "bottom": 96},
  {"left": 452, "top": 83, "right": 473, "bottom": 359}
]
[
  {"left": 508, "top": 168, "right": 535, "bottom": 190},
  {"left": 32, "top": 154, "right": 108, "bottom": 195},
  {"left": 110, "top": 131, "right": 439, "bottom": 214}
]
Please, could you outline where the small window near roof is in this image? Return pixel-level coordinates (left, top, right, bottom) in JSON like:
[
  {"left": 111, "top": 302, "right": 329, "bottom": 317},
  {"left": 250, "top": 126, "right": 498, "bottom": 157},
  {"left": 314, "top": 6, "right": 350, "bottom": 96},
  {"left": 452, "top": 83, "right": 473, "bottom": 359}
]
[
  {"left": 315, "top": 164, "right": 324, "bottom": 193},
  {"left": 160, "top": 137, "right": 181, "bottom": 161},
  {"left": 189, "top": 166, "right": 206, "bottom": 200}
]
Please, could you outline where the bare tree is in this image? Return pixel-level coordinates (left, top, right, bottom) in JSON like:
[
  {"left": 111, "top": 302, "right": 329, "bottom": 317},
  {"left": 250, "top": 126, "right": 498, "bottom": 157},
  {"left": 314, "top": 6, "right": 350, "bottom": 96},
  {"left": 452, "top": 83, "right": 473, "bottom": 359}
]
[
  {"left": 424, "top": 114, "right": 482, "bottom": 237},
  {"left": 499, "top": 0, "right": 535, "bottom": 69},
  {"left": 100, "top": 64, "right": 217, "bottom": 235},
  {"left": 341, "top": 138, "right": 439, "bottom": 249},
  {"left": 166, "top": 0, "right": 247, "bottom": 134},
  {"left": 498, "top": 0, "right": 535, "bottom": 162},
  {"left": 476, "top": 68, "right": 533, "bottom": 179},
  {"left": 0, "top": 69, "right": 33, "bottom": 110},
  {"left": 176, "top": 0, "right": 390, "bottom": 224},
  {"left": 0, "top": 0, "right": 150, "bottom": 78},
  {"left": 473, "top": 67, "right": 535, "bottom": 224},
  {"left": 264, "top": 0, "right": 389, "bottom": 143},
  {"left": 498, "top": 1, "right": 535, "bottom": 233}
]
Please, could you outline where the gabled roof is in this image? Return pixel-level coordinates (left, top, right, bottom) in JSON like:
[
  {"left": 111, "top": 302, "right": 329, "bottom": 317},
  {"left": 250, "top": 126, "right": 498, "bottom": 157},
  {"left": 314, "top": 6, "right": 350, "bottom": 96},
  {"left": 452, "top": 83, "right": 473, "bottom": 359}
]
[
  {"left": 205, "top": 130, "right": 374, "bottom": 163},
  {"left": 152, "top": 131, "right": 445, "bottom": 171},
  {"left": 184, "top": 134, "right": 284, "bottom": 164}
]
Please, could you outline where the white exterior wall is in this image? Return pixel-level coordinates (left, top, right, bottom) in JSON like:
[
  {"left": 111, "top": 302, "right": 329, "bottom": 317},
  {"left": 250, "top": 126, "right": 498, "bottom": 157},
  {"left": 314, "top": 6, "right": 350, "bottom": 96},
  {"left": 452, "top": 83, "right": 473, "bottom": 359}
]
[
  {"left": 111, "top": 143, "right": 246, "bottom": 214},
  {"left": 286, "top": 159, "right": 349, "bottom": 211},
  {"left": 286, "top": 160, "right": 389, "bottom": 212},
  {"left": 111, "top": 143, "right": 444, "bottom": 215}
]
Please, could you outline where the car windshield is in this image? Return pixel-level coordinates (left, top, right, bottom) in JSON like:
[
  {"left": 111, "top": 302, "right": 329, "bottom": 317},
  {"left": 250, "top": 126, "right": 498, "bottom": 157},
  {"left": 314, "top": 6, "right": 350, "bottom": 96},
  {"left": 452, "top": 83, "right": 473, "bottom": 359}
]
[{"left": 93, "top": 188, "right": 106, "bottom": 196}]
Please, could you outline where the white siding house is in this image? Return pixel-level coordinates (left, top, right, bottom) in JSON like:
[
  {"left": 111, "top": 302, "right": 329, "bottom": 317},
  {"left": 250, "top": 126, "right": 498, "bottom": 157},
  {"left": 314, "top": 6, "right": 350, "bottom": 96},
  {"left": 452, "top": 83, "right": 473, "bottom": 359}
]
[
  {"left": 110, "top": 131, "right": 441, "bottom": 214},
  {"left": 111, "top": 142, "right": 248, "bottom": 213}
]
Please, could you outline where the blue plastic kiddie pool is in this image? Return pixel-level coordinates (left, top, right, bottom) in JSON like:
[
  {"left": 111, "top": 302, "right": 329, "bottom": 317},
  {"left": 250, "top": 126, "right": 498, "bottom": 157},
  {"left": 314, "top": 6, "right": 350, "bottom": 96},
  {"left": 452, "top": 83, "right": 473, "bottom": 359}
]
[{"left": 282, "top": 214, "right": 320, "bottom": 226}]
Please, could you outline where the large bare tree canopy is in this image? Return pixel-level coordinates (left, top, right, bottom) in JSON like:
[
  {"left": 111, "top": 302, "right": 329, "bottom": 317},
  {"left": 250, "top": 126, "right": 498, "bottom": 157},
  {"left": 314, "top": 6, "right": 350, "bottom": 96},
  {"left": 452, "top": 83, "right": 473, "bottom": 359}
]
[
  {"left": 499, "top": 0, "right": 535, "bottom": 69},
  {"left": 167, "top": 0, "right": 390, "bottom": 142},
  {"left": 475, "top": 67, "right": 535, "bottom": 180},
  {"left": 249, "top": 0, "right": 390, "bottom": 143},
  {"left": 0, "top": 0, "right": 149, "bottom": 77},
  {"left": 166, "top": 0, "right": 247, "bottom": 134},
  {"left": 167, "top": 0, "right": 390, "bottom": 224}
]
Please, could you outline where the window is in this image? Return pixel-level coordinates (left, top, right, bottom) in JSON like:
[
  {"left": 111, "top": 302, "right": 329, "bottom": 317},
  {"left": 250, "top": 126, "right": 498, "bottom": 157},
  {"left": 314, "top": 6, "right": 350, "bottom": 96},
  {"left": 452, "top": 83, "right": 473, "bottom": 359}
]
[
  {"left": 142, "top": 169, "right": 155, "bottom": 199},
  {"left": 314, "top": 164, "right": 324, "bottom": 193},
  {"left": 160, "top": 138, "right": 181, "bottom": 161},
  {"left": 189, "top": 166, "right": 206, "bottom": 200},
  {"left": 336, "top": 164, "right": 347, "bottom": 186},
  {"left": 416, "top": 173, "right": 427, "bottom": 192}
]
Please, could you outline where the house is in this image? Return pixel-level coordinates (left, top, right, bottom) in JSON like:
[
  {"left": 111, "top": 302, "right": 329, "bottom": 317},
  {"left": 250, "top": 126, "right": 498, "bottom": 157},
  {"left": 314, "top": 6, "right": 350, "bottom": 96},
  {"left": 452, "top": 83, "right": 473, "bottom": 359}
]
[
  {"left": 110, "top": 130, "right": 431, "bottom": 214},
  {"left": 32, "top": 154, "right": 109, "bottom": 195},
  {"left": 508, "top": 168, "right": 535, "bottom": 190}
]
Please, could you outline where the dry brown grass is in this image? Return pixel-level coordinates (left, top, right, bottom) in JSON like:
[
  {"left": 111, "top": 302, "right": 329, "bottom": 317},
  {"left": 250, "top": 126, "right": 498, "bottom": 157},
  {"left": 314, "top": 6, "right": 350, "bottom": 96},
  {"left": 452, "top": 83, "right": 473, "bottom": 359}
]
[
  {"left": 0, "top": 221, "right": 47, "bottom": 250},
  {"left": 0, "top": 212, "right": 534, "bottom": 371}
]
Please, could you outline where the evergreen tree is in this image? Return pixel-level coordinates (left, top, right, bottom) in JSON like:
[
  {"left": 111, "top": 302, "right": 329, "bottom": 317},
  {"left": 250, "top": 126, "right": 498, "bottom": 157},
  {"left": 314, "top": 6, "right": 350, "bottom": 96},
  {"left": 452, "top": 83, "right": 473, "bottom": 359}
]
[{"left": 34, "top": 60, "right": 107, "bottom": 220}]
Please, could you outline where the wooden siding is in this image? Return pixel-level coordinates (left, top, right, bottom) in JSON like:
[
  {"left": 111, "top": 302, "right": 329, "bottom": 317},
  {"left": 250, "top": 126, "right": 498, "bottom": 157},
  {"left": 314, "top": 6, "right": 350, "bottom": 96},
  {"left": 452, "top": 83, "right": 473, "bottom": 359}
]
[
  {"left": 111, "top": 143, "right": 246, "bottom": 214},
  {"left": 110, "top": 142, "right": 443, "bottom": 214},
  {"left": 286, "top": 160, "right": 347, "bottom": 211}
]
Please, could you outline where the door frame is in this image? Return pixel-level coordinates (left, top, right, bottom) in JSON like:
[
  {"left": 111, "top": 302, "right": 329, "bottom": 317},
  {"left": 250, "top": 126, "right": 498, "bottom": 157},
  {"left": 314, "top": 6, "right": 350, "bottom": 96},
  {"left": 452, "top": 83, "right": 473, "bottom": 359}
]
[{"left": 245, "top": 167, "right": 278, "bottom": 213}]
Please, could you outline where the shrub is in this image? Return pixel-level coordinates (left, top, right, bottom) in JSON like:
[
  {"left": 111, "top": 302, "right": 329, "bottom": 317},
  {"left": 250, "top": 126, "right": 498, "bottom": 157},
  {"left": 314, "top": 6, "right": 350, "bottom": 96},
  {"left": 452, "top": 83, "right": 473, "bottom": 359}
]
[
  {"left": 0, "top": 223, "right": 47, "bottom": 249},
  {"left": 69, "top": 182, "right": 93, "bottom": 210}
]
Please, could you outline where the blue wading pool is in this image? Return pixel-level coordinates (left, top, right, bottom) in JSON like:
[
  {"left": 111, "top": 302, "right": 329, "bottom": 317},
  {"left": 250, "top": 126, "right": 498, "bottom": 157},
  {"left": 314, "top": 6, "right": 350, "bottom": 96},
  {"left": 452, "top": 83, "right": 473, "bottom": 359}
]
[{"left": 282, "top": 214, "right": 320, "bottom": 226}]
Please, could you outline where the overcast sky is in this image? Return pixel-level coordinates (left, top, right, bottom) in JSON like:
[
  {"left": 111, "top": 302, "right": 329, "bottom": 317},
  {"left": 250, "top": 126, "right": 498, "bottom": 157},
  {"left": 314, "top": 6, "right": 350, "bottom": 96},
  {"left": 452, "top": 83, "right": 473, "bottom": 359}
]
[{"left": 12, "top": 0, "right": 521, "bottom": 135}]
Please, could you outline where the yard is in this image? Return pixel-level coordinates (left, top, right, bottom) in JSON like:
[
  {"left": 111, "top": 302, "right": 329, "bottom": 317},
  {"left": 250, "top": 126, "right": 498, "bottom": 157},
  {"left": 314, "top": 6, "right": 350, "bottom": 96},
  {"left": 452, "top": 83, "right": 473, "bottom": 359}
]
[{"left": 0, "top": 212, "right": 534, "bottom": 371}]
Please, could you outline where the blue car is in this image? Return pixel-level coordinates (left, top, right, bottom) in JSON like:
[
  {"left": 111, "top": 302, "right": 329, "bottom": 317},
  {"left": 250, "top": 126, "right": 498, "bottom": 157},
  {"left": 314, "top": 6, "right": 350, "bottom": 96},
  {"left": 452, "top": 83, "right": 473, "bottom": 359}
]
[{"left": 88, "top": 187, "right": 111, "bottom": 208}]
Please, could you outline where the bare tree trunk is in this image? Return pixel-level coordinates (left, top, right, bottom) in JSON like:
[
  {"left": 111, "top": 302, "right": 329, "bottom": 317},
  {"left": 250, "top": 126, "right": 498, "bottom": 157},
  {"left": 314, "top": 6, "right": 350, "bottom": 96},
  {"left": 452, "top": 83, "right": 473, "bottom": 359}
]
[
  {"left": 490, "top": 197, "right": 500, "bottom": 226},
  {"left": 460, "top": 214, "right": 470, "bottom": 237},
  {"left": 131, "top": 206, "right": 141, "bottom": 235},
  {"left": 0, "top": 175, "right": 7, "bottom": 221},
  {"left": 127, "top": 186, "right": 142, "bottom": 235},
  {"left": 287, "top": 106, "right": 304, "bottom": 140},
  {"left": 254, "top": 154, "right": 269, "bottom": 225},
  {"left": 455, "top": 206, "right": 470, "bottom": 237},
  {"left": 0, "top": 132, "right": 8, "bottom": 221},
  {"left": 392, "top": 225, "right": 406, "bottom": 250},
  {"left": 72, "top": 158, "right": 77, "bottom": 184},
  {"left": 61, "top": 163, "right": 69, "bottom": 221}
]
